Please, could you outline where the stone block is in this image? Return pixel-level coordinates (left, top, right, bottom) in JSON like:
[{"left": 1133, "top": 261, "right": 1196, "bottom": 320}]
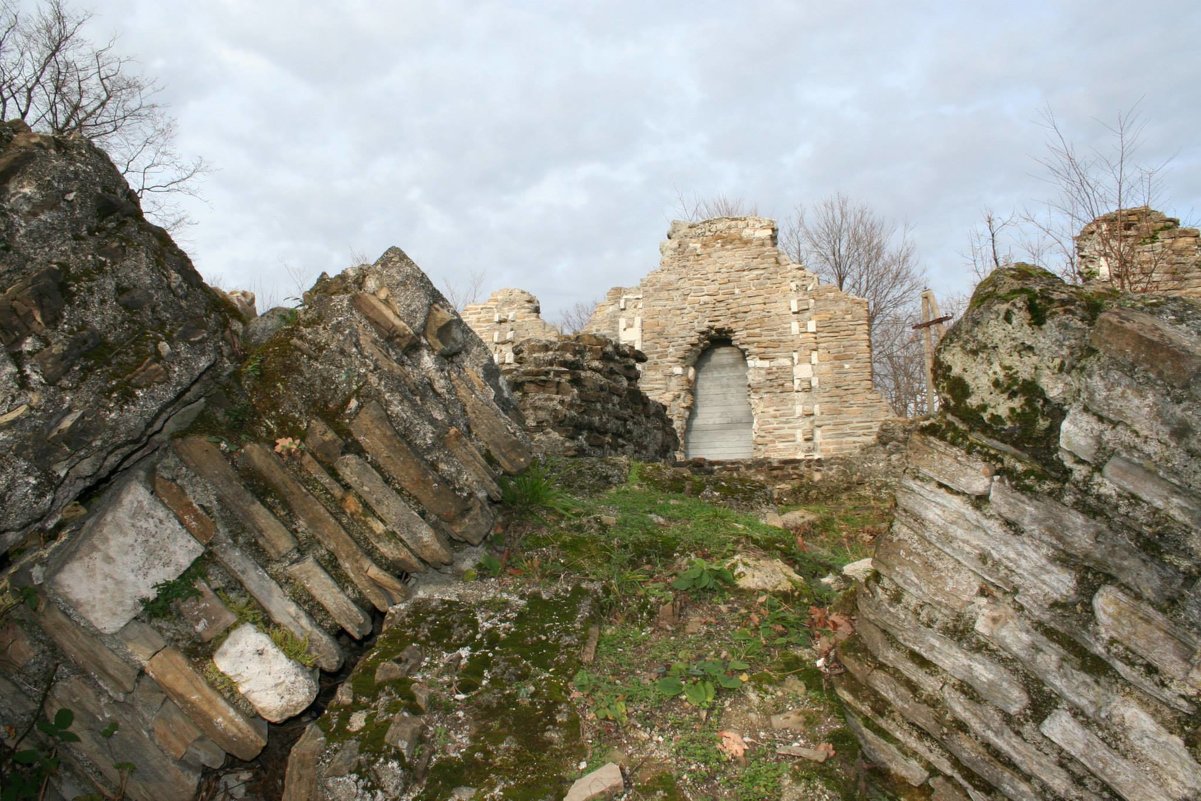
[
  {"left": 384, "top": 714, "right": 425, "bottom": 762},
  {"left": 335, "top": 454, "right": 451, "bottom": 566},
  {"left": 1102, "top": 456, "right": 1201, "bottom": 533},
  {"left": 908, "top": 434, "right": 994, "bottom": 495},
  {"left": 209, "top": 535, "right": 342, "bottom": 672},
  {"left": 48, "top": 479, "right": 204, "bottom": 634},
  {"left": 178, "top": 580, "right": 237, "bottom": 642},
  {"left": 351, "top": 400, "right": 493, "bottom": 545},
  {"left": 859, "top": 589, "right": 1028, "bottom": 714},
  {"left": 1093, "top": 585, "right": 1198, "bottom": 689},
  {"left": 152, "top": 475, "right": 216, "bottom": 544},
  {"left": 35, "top": 600, "right": 137, "bottom": 695},
  {"left": 286, "top": 556, "right": 372, "bottom": 638},
  {"left": 50, "top": 674, "right": 200, "bottom": 801},
  {"left": 843, "top": 711, "right": 928, "bottom": 787},
  {"left": 146, "top": 646, "right": 266, "bottom": 761},
  {"left": 564, "top": 762, "right": 624, "bottom": 801},
  {"left": 282, "top": 723, "right": 325, "bottom": 801},
  {"left": 173, "top": 437, "right": 296, "bottom": 558},
  {"left": 213, "top": 624, "right": 319, "bottom": 723},
  {"left": 152, "top": 698, "right": 204, "bottom": 760},
  {"left": 1039, "top": 709, "right": 1174, "bottom": 801},
  {"left": 449, "top": 373, "right": 532, "bottom": 475},
  {"left": 351, "top": 291, "right": 417, "bottom": 349},
  {"left": 1091, "top": 307, "right": 1201, "bottom": 390},
  {"left": 424, "top": 303, "right": 467, "bottom": 356},
  {"left": 989, "top": 479, "right": 1180, "bottom": 604},
  {"left": 242, "top": 440, "right": 403, "bottom": 612}
]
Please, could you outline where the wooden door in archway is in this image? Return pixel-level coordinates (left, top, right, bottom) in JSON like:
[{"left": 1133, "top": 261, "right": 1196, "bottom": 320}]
[{"left": 684, "top": 344, "right": 753, "bottom": 460}]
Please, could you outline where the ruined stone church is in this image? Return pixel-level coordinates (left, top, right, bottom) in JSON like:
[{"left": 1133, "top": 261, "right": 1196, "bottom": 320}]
[{"left": 466, "top": 216, "right": 891, "bottom": 460}]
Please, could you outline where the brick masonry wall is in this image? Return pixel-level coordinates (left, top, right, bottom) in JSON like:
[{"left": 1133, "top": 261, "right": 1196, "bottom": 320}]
[
  {"left": 585, "top": 217, "right": 890, "bottom": 460},
  {"left": 461, "top": 288, "right": 561, "bottom": 363}
]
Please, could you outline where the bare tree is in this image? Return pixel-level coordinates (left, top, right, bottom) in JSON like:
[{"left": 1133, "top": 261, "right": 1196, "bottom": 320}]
[
  {"left": 784, "top": 193, "right": 925, "bottom": 330},
  {"left": 872, "top": 310, "right": 928, "bottom": 417},
  {"left": 963, "top": 208, "right": 1015, "bottom": 282},
  {"left": 1022, "top": 104, "right": 1167, "bottom": 289},
  {"left": 440, "top": 269, "right": 486, "bottom": 310},
  {"left": 674, "top": 191, "right": 758, "bottom": 221},
  {"left": 554, "top": 299, "right": 598, "bottom": 335},
  {"left": 0, "top": 0, "right": 206, "bottom": 229}
]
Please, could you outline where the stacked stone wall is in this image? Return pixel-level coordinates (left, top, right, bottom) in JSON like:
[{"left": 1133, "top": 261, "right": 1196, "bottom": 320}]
[
  {"left": 1077, "top": 207, "right": 1201, "bottom": 297},
  {"left": 0, "top": 126, "right": 531, "bottom": 801},
  {"left": 838, "top": 265, "right": 1201, "bottom": 800},
  {"left": 586, "top": 216, "right": 890, "bottom": 459},
  {"left": 504, "top": 334, "right": 678, "bottom": 459},
  {"left": 461, "top": 287, "right": 561, "bottom": 363}
]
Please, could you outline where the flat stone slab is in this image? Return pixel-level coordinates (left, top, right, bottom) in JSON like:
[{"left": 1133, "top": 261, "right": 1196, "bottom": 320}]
[
  {"left": 564, "top": 763, "right": 623, "bottom": 801},
  {"left": 49, "top": 479, "right": 203, "bottom": 633},
  {"left": 213, "top": 624, "right": 318, "bottom": 723}
]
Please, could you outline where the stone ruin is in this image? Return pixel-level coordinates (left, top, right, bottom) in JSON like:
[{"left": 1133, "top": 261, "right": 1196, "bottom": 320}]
[
  {"left": 837, "top": 264, "right": 1201, "bottom": 800},
  {"left": 463, "top": 292, "right": 678, "bottom": 460},
  {"left": 0, "top": 122, "right": 533, "bottom": 800},
  {"left": 466, "top": 216, "right": 892, "bottom": 463},
  {"left": 460, "top": 287, "right": 560, "bottom": 364},
  {"left": 1076, "top": 206, "right": 1201, "bottom": 297}
]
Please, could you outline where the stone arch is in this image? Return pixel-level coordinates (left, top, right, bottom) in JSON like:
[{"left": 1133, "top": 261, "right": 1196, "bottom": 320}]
[{"left": 683, "top": 338, "right": 754, "bottom": 460}]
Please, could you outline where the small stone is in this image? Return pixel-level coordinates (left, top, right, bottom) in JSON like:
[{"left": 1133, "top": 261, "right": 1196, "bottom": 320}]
[
  {"left": 728, "top": 554, "right": 803, "bottom": 592},
  {"left": 770, "top": 710, "right": 808, "bottom": 731},
  {"left": 347, "top": 710, "right": 368, "bottom": 733},
  {"left": 564, "top": 762, "right": 623, "bottom": 801},
  {"left": 779, "top": 509, "right": 817, "bottom": 530},
  {"left": 212, "top": 624, "right": 319, "bottom": 723},
  {"left": 842, "top": 558, "right": 875, "bottom": 582},
  {"left": 384, "top": 715, "right": 425, "bottom": 762},
  {"left": 332, "top": 683, "right": 355, "bottom": 707},
  {"left": 412, "top": 683, "right": 432, "bottom": 711},
  {"left": 376, "top": 660, "right": 407, "bottom": 683}
]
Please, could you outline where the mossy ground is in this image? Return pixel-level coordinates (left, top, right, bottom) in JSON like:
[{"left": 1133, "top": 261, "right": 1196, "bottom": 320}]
[{"left": 471, "top": 460, "right": 903, "bottom": 801}]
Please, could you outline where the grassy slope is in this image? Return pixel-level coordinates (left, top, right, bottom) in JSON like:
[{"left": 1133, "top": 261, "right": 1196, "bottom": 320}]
[{"left": 477, "top": 459, "right": 904, "bottom": 801}]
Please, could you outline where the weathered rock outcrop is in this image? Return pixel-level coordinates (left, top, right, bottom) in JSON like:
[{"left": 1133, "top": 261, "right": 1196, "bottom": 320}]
[
  {"left": 0, "top": 120, "right": 238, "bottom": 546},
  {"left": 1, "top": 126, "right": 532, "bottom": 801},
  {"left": 282, "top": 581, "right": 597, "bottom": 801},
  {"left": 839, "top": 265, "right": 1201, "bottom": 800},
  {"left": 505, "top": 334, "right": 678, "bottom": 459}
]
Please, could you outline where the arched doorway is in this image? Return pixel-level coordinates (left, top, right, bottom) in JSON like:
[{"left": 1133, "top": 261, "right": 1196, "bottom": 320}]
[{"left": 684, "top": 342, "right": 753, "bottom": 460}]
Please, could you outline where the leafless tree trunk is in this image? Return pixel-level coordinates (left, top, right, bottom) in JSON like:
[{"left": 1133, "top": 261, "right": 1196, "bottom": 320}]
[
  {"left": 0, "top": 0, "right": 206, "bottom": 230},
  {"left": 963, "top": 208, "right": 1015, "bottom": 282},
  {"left": 784, "top": 193, "right": 926, "bottom": 331}
]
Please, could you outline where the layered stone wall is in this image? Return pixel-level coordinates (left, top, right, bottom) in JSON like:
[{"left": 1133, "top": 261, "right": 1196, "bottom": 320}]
[
  {"left": 504, "top": 334, "right": 678, "bottom": 459},
  {"left": 0, "top": 126, "right": 531, "bottom": 801},
  {"left": 586, "top": 217, "right": 891, "bottom": 459},
  {"left": 461, "top": 287, "right": 561, "bottom": 363},
  {"left": 1077, "top": 207, "right": 1201, "bottom": 297},
  {"left": 837, "top": 265, "right": 1201, "bottom": 800}
]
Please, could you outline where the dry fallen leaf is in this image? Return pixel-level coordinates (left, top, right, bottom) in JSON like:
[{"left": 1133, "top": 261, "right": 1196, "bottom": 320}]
[{"left": 717, "top": 730, "right": 748, "bottom": 760}]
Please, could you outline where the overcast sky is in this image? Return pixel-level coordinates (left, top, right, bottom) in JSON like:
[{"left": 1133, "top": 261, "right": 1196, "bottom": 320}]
[{"left": 65, "top": 0, "right": 1201, "bottom": 321}]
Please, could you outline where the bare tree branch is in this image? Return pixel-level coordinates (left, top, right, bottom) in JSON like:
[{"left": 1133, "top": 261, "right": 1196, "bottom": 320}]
[
  {"left": 674, "top": 191, "right": 758, "bottom": 221},
  {"left": 0, "top": 0, "right": 207, "bottom": 230},
  {"left": 554, "top": 299, "right": 598, "bottom": 335}
]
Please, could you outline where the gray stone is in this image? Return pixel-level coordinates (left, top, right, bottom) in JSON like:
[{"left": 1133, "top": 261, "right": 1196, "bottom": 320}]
[
  {"left": 335, "top": 453, "right": 451, "bottom": 566},
  {"left": 1102, "top": 455, "right": 1201, "bottom": 533},
  {"left": 209, "top": 535, "right": 343, "bottom": 672},
  {"left": 908, "top": 433, "right": 994, "bottom": 495},
  {"left": 213, "top": 624, "right": 319, "bottom": 723},
  {"left": 146, "top": 646, "right": 265, "bottom": 762},
  {"left": 48, "top": 479, "right": 203, "bottom": 634},
  {"left": 841, "top": 557, "right": 875, "bottom": 582},
  {"left": 1039, "top": 709, "right": 1174, "bottom": 801},
  {"left": 285, "top": 556, "right": 373, "bottom": 639},
  {"left": 727, "top": 554, "right": 802, "bottom": 592},
  {"left": 843, "top": 711, "right": 927, "bottom": 786},
  {"left": 282, "top": 722, "right": 325, "bottom": 801},
  {"left": 1093, "top": 585, "right": 1199, "bottom": 689},
  {"left": 34, "top": 600, "right": 137, "bottom": 696},
  {"left": 384, "top": 714, "right": 425, "bottom": 762},
  {"left": 563, "top": 762, "right": 623, "bottom": 801},
  {"left": 242, "top": 306, "right": 294, "bottom": 350},
  {"left": 178, "top": 581, "right": 237, "bottom": 642},
  {"left": 242, "top": 441, "right": 404, "bottom": 612}
]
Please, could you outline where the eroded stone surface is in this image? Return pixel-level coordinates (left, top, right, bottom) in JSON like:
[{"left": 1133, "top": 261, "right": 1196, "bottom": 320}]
[
  {"left": 213, "top": 624, "right": 319, "bottom": 723},
  {"left": 844, "top": 265, "right": 1201, "bottom": 800},
  {"left": 48, "top": 479, "right": 203, "bottom": 633}
]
